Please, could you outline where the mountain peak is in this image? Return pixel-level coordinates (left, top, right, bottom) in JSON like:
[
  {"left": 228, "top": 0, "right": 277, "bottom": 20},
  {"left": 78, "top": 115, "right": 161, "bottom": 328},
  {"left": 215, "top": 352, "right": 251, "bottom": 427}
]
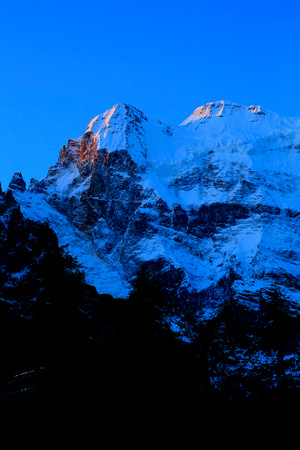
[
  {"left": 11, "top": 98, "right": 300, "bottom": 310},
  {"left": 8, "top": 172, "right": 26, "bottom": 192},
  {"left": 86, "top": 103, "right": 146, "bottom": 135},
  {"left": 180, "top": 100, "right": 264, "bottom": 125}
]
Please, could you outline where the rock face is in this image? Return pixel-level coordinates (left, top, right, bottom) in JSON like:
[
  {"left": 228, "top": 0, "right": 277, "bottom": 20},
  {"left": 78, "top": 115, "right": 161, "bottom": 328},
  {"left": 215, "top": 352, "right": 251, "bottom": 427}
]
[
  {"left": 8, "top": 172, "right": 26, "bottom": 192},
  {"left": 9, "top": 101, "right": 300, "bottom": 310}
]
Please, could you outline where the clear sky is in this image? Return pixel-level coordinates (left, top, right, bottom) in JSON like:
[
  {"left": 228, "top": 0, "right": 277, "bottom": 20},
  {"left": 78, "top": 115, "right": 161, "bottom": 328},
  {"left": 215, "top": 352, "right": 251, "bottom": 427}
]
[{"left": 1, "top": 0, "right": 299, "bottom": 189}]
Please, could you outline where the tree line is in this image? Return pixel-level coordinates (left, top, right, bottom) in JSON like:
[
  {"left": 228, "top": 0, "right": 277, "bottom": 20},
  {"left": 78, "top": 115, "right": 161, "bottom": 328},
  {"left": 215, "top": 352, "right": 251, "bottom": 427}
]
[{"left": 0, "top": 186, "right": 299, "bottom": 403}]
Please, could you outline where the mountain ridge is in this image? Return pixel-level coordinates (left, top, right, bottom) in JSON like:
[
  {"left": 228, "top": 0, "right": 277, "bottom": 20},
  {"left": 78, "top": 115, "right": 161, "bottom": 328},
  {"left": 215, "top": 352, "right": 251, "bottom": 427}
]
[{"left": 7, "top": 101, "right": 300, "bottom": 314}]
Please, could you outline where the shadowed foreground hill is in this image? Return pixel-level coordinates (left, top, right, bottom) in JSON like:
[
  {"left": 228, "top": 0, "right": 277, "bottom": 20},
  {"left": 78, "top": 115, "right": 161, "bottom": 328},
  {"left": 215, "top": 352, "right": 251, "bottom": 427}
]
[{"left": 0, "top": 185, "right": 300, "bottom": 404}]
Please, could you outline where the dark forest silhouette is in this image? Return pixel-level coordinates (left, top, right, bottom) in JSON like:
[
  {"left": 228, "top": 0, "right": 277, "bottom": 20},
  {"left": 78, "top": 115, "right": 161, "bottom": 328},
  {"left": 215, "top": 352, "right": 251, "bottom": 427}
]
[{"left": 0, "top": 186, "right": 300, "bottom": 404}]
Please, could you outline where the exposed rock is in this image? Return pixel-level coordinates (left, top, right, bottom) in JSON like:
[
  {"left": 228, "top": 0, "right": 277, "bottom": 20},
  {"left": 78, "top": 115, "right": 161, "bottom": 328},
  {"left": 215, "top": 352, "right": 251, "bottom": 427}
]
[
  {"left": 8, "top": 172, "right": 26, "bottom": 192},
  {"left": 10, "top": 101, "right": 300, "bottom": 310}
]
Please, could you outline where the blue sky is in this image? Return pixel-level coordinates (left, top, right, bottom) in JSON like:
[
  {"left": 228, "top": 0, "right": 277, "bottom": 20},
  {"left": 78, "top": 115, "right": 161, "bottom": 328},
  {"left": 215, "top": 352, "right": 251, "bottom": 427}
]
[{"left": 1, "top": 0, "right": 299, "bottom": 189}]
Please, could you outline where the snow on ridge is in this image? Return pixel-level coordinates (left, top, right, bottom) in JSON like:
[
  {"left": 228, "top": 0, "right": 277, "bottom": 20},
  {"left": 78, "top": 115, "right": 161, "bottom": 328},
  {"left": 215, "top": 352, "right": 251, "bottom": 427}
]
[
  {"left": 62, "top": 101, "right": 300, "bottom": 175},
  {"left": 11, "top": 100, "right": 300, "bottom": 305},
  {"left": 45, "top": 100, "right": 300, "bottom": 213},
  {"left": 179, "top": 100, "right": 260, "bottom": 124},
  {"left": 12, "top": 190, "right": 131, "bottom": 298},
  {"left": 86, "top": 103, "right": 146, "bottom": 135},
  {"left": 178, "top": 99, "right": 298, "bottom": 129}
]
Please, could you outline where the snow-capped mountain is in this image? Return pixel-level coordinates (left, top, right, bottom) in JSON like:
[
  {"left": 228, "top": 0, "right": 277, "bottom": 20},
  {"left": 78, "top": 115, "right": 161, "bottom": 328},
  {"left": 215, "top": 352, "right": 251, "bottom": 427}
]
[{"left": 9, "top": 101, "right": 300, "bottom": 310}]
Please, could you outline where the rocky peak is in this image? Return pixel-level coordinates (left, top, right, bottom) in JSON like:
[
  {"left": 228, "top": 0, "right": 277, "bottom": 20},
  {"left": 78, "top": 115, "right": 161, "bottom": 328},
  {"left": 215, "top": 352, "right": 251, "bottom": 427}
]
[
  {"left": 8, "top": 172, "right": 26, "bottom": 192},
  {"left": 48, "top": 103, "right": 156, "bottom": 183},
  {"left": 83, "top": 103, "right": 149, "bottom": 167}
]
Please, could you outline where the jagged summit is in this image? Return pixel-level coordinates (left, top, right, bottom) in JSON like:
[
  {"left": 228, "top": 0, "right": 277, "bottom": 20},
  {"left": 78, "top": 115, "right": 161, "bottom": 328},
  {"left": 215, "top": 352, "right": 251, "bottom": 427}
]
[{"left": 8, "top": 172, "right": 26, "bottom": 192}]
